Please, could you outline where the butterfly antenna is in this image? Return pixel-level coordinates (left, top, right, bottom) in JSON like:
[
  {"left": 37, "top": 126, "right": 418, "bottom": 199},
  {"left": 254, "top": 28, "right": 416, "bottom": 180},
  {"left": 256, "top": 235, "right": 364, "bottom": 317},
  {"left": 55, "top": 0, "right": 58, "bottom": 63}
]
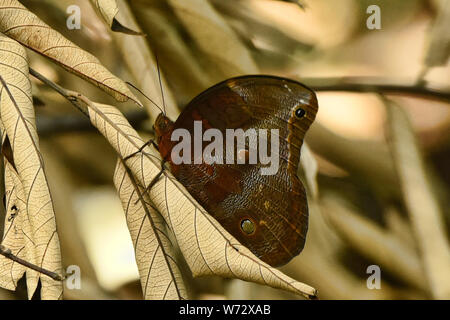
[
  {"left": 125, "top": 81, "right": 164, "bottom": 114},
  {"left": 155, "top": 52, "right": 166, "bottom": 116}
]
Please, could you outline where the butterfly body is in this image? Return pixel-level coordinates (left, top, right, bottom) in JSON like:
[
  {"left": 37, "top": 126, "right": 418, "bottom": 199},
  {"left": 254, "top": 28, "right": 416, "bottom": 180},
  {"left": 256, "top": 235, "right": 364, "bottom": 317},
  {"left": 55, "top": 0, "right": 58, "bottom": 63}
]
[{"left": 154, "top": 75, "right": 318, "bottom": 267}]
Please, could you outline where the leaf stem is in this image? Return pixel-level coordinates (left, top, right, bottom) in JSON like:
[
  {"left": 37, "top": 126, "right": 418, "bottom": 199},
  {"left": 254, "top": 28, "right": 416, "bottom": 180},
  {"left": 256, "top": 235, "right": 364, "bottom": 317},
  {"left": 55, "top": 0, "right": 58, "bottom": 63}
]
[
  {"left": 28, "top": 68, "right": 89, "bottom": 117},
  {"left": 0, "top": 245, "right": 64, "bottom": 281}
]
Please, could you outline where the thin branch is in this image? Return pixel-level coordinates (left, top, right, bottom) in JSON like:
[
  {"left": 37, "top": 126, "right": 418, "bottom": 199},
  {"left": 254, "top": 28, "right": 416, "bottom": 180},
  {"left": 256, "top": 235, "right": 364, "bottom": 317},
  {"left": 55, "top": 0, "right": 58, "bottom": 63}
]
[
  {"left": 29, "top": 68, "right": 89, "bottom": 117},
  {"left": 303, "top": 77, "right": 450, "bottom": 102},
  {"left": 0, "top": 245, "right": 64, "bottom": 281},
  {"left": 0, "top": 74, "right": 65, "bottom": 284}
]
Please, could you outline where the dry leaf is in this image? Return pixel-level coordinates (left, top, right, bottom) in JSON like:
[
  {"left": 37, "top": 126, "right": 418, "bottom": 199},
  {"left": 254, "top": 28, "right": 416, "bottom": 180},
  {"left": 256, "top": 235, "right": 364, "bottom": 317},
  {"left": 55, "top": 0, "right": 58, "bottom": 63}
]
[
  {"left": 0, "top": 156, "right": 47, "bottom": 297},
  {"left": 147, "top": 174, "right": 316, "bottom": 298},
  {"left": 91, "top": 0, "right": 142, "bottom": 35},
  {"left": 0, "top": 161, "right": 30, "bottom": 291},
  {"left": 91, "top": 0, "right": 119, "bottom": 28},
  {"left": 129, "top": 4, "right": 212, "bottom": 103},
  {"left": 112, "top": 0, "right": 179, "bottom": 120},
  {"left": 0, "top": 0, "right": 141, "bottom": 106},
  {"left": 0, "top": 34, "right": 62, "bottom": 299},
  {"left": 79, "top": 99, "right": 316, "bottom": 299},
  {"left": 113, "top": 159, "right": 187, "bottom": 300},
  {"left": 385, "top": 98, "right": 450, "bottom": 299},
  {"left": 168, "top": 0, "right": 259, "bottom": 79},
  {"left": 212, "top": 0, "right": 313, "bottom": 57}
]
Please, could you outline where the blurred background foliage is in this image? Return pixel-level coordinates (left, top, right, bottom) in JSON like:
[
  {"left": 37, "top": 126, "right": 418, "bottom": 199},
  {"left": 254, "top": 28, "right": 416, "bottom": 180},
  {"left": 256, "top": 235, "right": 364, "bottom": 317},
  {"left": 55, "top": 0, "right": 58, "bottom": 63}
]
[{"left": 0, "top": 0, "right": 449, "bottom": 300}]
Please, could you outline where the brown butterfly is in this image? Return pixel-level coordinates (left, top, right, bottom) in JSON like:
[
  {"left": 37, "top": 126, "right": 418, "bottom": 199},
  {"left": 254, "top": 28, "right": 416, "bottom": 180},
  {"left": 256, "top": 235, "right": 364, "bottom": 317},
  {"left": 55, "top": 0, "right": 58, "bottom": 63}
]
[{"left": 153, "top": 75, "right": 318, "bottom": 267}]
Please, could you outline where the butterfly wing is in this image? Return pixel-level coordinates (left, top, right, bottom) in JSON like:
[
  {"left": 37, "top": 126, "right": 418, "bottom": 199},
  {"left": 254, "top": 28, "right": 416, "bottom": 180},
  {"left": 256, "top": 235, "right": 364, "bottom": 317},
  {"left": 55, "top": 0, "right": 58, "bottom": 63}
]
[{"left": 163, "top": 75, "right": 318, "bottom": 267}]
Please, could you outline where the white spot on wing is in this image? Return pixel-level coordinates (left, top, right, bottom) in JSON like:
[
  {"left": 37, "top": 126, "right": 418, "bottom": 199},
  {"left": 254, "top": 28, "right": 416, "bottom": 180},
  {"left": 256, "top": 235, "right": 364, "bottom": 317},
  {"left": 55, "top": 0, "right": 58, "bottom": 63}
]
[{"left": 283, "top": 84, "right": 293, "bottom": 93}]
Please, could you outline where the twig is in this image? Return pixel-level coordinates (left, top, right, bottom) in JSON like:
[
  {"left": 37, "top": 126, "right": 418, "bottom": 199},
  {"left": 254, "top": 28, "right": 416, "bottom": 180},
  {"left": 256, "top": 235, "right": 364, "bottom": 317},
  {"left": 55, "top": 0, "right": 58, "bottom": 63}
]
[
  {"left": 29, "top": 68, "right": 88, "bottom": 117},
  {"left": 303, "top": 77, "right": 450, "bottom": 102},
  {"left": 0, "top": 245, "right": 64, "bottom": 281}
]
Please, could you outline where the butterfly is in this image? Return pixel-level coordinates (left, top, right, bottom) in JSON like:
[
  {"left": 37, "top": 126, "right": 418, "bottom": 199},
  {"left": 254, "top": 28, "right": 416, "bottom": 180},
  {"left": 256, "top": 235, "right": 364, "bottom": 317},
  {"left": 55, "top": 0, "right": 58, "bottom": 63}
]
[{"left": 152, "top": 75, "right": 318, "bottom": 267}]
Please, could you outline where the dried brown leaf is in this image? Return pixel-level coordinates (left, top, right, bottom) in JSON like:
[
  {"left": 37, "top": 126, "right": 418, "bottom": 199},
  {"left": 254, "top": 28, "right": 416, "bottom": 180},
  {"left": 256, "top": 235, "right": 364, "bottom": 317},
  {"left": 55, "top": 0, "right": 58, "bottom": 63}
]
[
  {"left": 91, "top": 0, "right": 142, "bottom": 35},
  {"left": 0, "top": 34, "right": 62, "bottom": 299},
  {"left": 0, "top": 0, "right": 141, "bottom": 106},
  {"left": 212, "top": 0, "right": 313, "bottom": 56},
  {"left": 91, "top": 0, "right": 119, "bottom": 28},
  {"left": 112, "top": 0, "right": 179, "bottom": 120},
  {"left": 129, "top": 4, "right": 212, "bottom": 103},
  {"left": 168, "top": 0, "right": 259, "bottom": 79},
  {"left": 113, "top": 159, "right": 187, "bottom": 300},
  {"left": 0, "top": 161, "right": 29, "bottom": 291}
]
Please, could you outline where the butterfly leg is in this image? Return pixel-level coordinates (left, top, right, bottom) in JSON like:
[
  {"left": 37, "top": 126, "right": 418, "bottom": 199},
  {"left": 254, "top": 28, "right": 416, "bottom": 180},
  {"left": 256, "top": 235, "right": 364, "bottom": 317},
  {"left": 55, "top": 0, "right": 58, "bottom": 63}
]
[
  {"left": 146, "top": 159, "right": 166, "bottom": 191},
  {"left": 123, "top": 139, "right": 159, "bottom": 161},
  {"left": 134, "top": 159, "right": 166, "bottom": 204}
]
